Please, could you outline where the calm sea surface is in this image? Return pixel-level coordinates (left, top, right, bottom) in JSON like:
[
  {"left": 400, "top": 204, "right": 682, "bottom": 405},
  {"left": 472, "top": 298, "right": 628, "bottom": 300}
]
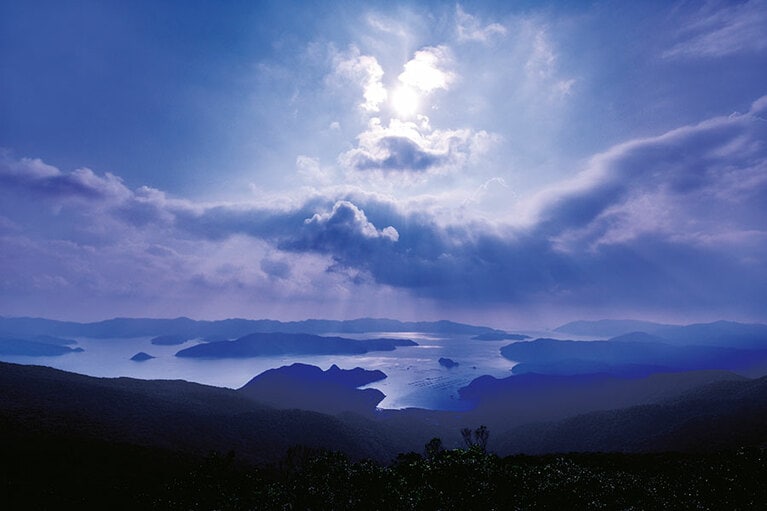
[{"left": 0, "top": 330, "right": 583, "bottom": 410}]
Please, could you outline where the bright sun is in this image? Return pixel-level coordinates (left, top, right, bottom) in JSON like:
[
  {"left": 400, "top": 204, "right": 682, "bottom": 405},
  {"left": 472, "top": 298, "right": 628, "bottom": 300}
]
[{"left": 391, "top": 86, "right": 419, "bottom": 117}]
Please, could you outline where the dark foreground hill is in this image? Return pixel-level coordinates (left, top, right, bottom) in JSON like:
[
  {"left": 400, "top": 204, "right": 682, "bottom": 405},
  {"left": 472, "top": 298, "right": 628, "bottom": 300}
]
[
  {"left": 4, "top": 420, "right": 767, "bottom": 509},
  {"left": 496, "top": 375, "right": 767, "bottom": 455},
  {"left": 5, "top": 360, "right": 767, "bottom": 460},
  {"left": 0, "top": 362, "right": 404, "bottom": 464},
  {"left": 4, "top": 361, "right": 767, "bottom": 508},
  {"left": 458, "top": 369, "right": 746, "bottom": 431}
]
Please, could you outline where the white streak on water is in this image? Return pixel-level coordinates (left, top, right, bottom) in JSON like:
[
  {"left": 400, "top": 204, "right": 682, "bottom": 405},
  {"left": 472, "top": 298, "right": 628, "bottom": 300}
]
[{"left": 0, "top": 332, "right": 527, "bottom": 410}]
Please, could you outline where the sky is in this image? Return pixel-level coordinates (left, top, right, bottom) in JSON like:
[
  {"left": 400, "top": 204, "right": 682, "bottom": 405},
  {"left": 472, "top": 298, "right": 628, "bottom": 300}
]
[{"left": 1, "top": 0, "right": 766, "bottom": 329}]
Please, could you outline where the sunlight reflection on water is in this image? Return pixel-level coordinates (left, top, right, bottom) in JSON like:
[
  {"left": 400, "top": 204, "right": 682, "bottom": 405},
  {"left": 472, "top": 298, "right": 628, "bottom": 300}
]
[{"left": 0, "top": 332, "right": 551, "bottom": 410}]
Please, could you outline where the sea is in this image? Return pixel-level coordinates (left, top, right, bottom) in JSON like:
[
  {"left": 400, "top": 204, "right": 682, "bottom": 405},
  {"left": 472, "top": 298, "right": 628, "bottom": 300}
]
[{"left": 0, "top": 330, "right": 585, "bottom": 410}]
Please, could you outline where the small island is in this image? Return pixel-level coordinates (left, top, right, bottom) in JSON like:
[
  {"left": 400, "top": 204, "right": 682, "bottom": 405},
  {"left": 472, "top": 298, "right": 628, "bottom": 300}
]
[
  {"left": 130, "top": 352, "right": 155, "bottom": 362},
  {"left": 439, "top": 357, "right": 459, "bottom": 368}
]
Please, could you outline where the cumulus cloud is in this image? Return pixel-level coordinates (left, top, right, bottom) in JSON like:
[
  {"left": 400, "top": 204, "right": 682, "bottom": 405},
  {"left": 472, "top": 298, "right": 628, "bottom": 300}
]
[
  {"left": 2, "top": 96, "right": 766, "bottom": 320},
  {"left": 398, "top": 46, "right": 455, "bottom": 93},
  {"left": 284, "top": 97, "right": 767, "bottom": 315},
  {"left": 350, "top": 135, "right": 445, "bottom": 172},
  {"left": 264, "top": 195, "right": 574, "bottom": 305},
  {"left": 0, "top": 160, "right": 391, "bottom": 318},
  {"left": 327, "top": 37, "right": 494, "bottom": 182},
  {"left": 291, "top": 200, "right": 399, "bottom": 250},
  {"left": 341, "top": 117, "right": 491, "bottom": 174},
  {"left": 332, "top": 47, "right": 387, "bottom": 112},
  {"left": 664, "top": 0, "right": 767, "bottom": 59}
]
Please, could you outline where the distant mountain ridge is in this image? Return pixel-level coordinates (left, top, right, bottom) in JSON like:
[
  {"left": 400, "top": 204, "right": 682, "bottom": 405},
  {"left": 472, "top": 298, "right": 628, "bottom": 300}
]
[
  {"left": 555, "top": 319, "right": 677, "bottom": 338},
  {"left": 555, "top": 319, "right": 767, "bottom": 348},
  {"left": 500, "top": 338, "right": 767, "bottom": 376},
  {"left": 0, "top": 316, "right": 506, "bottom": 339}
]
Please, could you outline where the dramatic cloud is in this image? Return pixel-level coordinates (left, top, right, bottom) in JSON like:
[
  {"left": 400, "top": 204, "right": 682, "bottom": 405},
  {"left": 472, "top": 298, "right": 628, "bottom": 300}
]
[
  {"left": 341, "top": 118, "right": 492, "bottom": 175},
  {"left": 528, "top": 97, "right": 767, "bottom": 242},
  {"left": 300, "top": 200, "right": 399, "bottom": 243},
  {"left": 295, "top": 98, "right": 767, "bottom": 314},
  {"left": 353, "top": 136, "right": 445, "bottom": 172},
  {"left": 1, "top": 2, "right": 765, "bottom": 325}
]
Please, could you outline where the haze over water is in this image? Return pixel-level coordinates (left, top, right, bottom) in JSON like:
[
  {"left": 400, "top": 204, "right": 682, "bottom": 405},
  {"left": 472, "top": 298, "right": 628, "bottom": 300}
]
[{"left": 0, "top": 331, "right": 575, "bottom": 409}]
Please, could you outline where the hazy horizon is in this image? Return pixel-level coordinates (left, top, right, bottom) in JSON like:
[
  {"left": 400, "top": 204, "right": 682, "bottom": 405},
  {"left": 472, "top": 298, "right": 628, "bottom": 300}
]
[{"left": 4, "top": 313, "right": 763, "bottom": 336}]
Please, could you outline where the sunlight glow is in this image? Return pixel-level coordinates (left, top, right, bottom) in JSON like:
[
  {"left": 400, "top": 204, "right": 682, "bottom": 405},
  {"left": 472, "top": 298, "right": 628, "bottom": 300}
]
[
  {"left": 391, "top": 86, "right": 419, "bottom": 117},
  {"left": 399, "top": 47, "right": 454, "bottom": 93}
]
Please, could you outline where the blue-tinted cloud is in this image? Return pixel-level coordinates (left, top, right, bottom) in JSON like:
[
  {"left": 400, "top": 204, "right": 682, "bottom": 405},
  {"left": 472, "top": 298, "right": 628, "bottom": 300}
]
[
  {"left": 350, "top": 136, "right": 445, "bottom": 172},
  {"left": 341, "top": 118, "right": 490, "bottom": 175},
  {"left": 1, "top": 2, "right": 766, "bottom": 325},
  {"left": 529, "top": 96, "right": 767, "bottom": 244},
  {"left": 282, "top": 200, "right": 399, "bottom": 259},
  {"left": 260, "top": 258, "right": 292, "bottom": 280},
  {"left": 278, "top": 98, "right": 767, "bottom": 314},
  {"left": 2, "top": 92, "right": 766, "bottom": 321},
  {"left": 0, "top": 154, "right": 129, "bottom": 202},
  {"left": 330, "top": 48, "right": 388, "bottom": 113},
  {"left": 664, "top": 0, "right": 767, "bottom": 59}
]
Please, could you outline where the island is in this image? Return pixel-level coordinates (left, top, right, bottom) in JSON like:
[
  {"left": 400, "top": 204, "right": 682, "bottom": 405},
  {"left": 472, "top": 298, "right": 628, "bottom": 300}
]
[
  {"left": 499, "top": 337, "right": 767, "bottom": 377},
  {"left": 238, "top": 363, "right": 387, "bottom": 415},
  {"left": 0, "top": 337, "right": 84, "bottom": 357},
  {"left": 439, "top": 357, "right": 459, "bottom": 368},
  {"left": 175, "top": 332, "right": 417, "bottom": 358}
]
